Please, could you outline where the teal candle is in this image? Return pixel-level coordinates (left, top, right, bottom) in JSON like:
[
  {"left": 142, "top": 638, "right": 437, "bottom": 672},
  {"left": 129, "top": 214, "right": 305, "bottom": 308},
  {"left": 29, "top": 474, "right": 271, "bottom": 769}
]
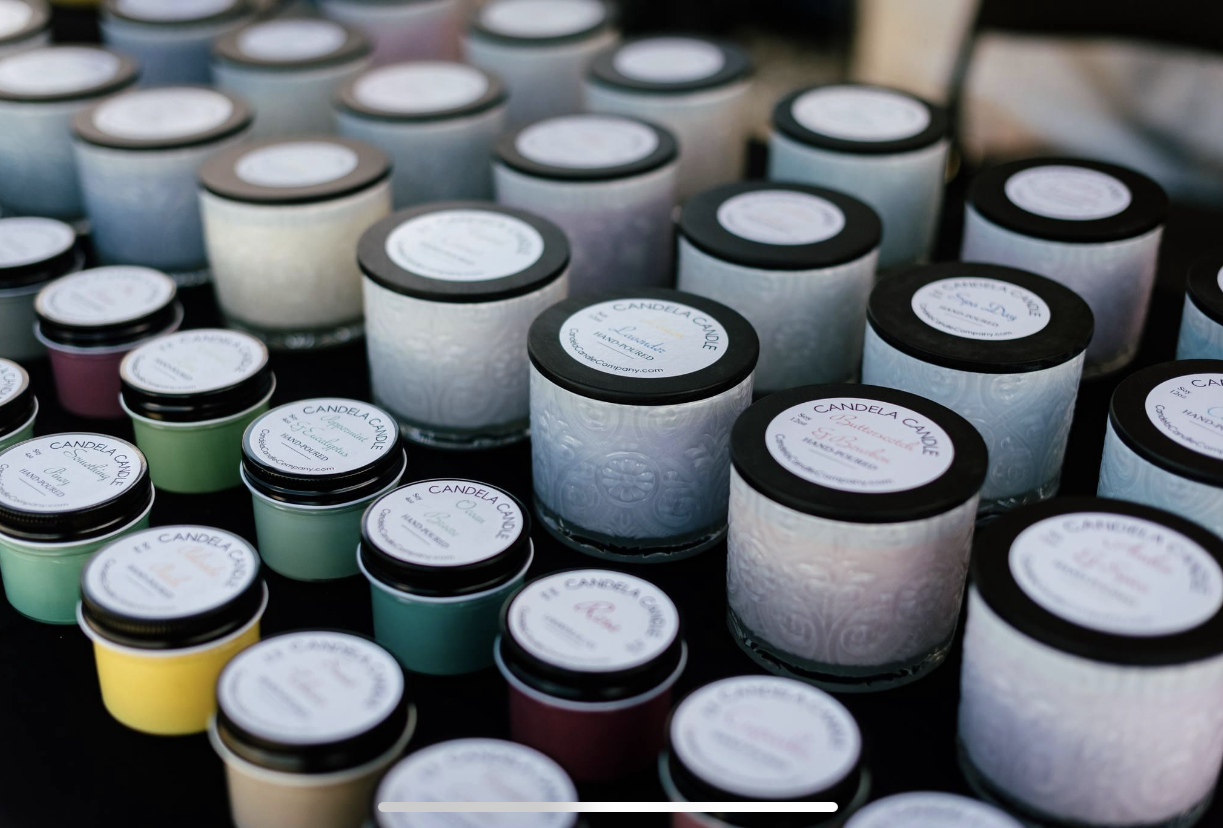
[{"left": 0, "top": 359, "right": 36, "bottom": 450}]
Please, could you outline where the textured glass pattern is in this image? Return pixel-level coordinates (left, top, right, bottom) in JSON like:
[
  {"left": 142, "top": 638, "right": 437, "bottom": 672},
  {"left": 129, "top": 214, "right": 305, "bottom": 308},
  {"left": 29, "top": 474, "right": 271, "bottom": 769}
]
[
  {"left": 0, "top": 98, "right": 91, "bottom": 218},
  {"left": 215, "top": 58, "right": 369, "bottom": 139},
  {"left": 1175, "top": 296, "right": 1223, "bottom": 361}
]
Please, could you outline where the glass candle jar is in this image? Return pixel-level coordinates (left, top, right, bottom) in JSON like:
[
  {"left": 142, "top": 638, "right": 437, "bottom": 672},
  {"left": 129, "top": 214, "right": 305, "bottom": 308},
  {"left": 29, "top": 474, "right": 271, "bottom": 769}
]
[
  {"left": 845, "top": 793, "right": 1022, "bottom": 828},
  {"left": 210, "top": 631, "right": 416, "bottom": 828},
  {"left": 359, "top": 202, "right": 569, "bottom": 449},
  {"left": 495, "top": 569, "right": 687, "bottom": 782},
  {"left": 863, "top": 263, "right": 1093, "bottom": 517},
  {"left": 0, "top": 432, "right": 153, "bottom": 624},
  {"left": 727, "top": 385, "right": 987, "bottom": 691},
  {"left": 1176, "top": 248, "right": 1223, "bottom": 360},
  {"left": 99, "top": 0, "right": 254, "bottom": 85},
  {"left": 0, "top": 0, "right": 49, "bottom": 58},
  {"left": 73, "top": 86, "right": 253, "bottom": 287},
  {"left": 0, "top": 46, "right": 137, "bottom": 221},
  {"left": 78, "top": 525, "right": 266, "bottom": 735},
  {"left": 493, "top": 114, "right": 678, "bottom": 297},
  {"left": 528, "top": 290, "right": 758, "bottom": 560},
  {"left": 199, "top": 137, "right": 392, "bottom": 349},
  {"left": 0, "top": 216, "right": 83, "bottom": 361},
  {"left": 584, "top": 36, "right": 752, "bottom": 202},
  {"left": 318, "top": 0, "right": 461, "bottom": 64},
  {"left": 359, "top": 478, "right": 533, "bottom": 675},
  {"left": 35, "top": 266, "right": 182, "bottom": 420},
  {"left": 959, "top": 498, "right": 1223, "bottom": 828},
  {"left": 119, "top": 328, "right": 275, "bottom": 494},
  {"left": 212, "top": 18, "right": 372, "bottom": 139},
  {"left": 242, "top": 397, "right": 406, "bottom": 581},
  {"left": 961, "top": 158, "right": 1168, "bottom": 377},
  {"left": 676, "top": 182, "right": 881, "bottom": 394},
  {"left": 0, "top": 359, "right": 35, "bottom": 449},
  {"left": 336, "top": 61, "right": 507, "bottom": 209}
]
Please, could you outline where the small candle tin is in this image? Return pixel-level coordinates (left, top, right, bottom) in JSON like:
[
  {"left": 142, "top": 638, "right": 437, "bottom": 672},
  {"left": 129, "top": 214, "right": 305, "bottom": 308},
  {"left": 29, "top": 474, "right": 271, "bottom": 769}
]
[
  {"left": 210, "top": 631, "right": 416, "bottom": 828},
  {"left": 73, "top": 86, "right": 253, "bottom": 287},
  {"left": 242, "top": 397, "right": 406, "bottom": 581},
  {"left": 359, "top": 202, "right": 569, "bottom": 448},
  {"left": 959, "top": 498, "right": 1223, "bottom": 827},
  {"left": 493, "top": 114, "right": 678, "bottom": 296},
  {"left": 78, "top": 525, "right": 266, "bottom": 735},
  {"left": 0, "top": 45, "right": 137, "bottom": 221},
  {"left": 727, "top": 385, "right": 987, "bottom": 691},
  {"left": 358, "top": 478, "right": 533, "bottom": 675},
  {"left": 845, "top": 793, "right": 1022, "bottom": 828},
  {"left": 212, "top": 18, "right": 372, "bottom": 139},
  {"left": 584, "top": 36, "right": 752, "bottom": 201},
  {"left": 99, "top": 0, "right": 254, "bottom": 85},
  {"left": 863, "top": 262, "right": 1093, "bottom": 517},
  {"left": 335, "top": 61, "right": 506, "bottom": 208},
  {"left": 768, "top": 83, "right": 950, "bottom": 273},
  {"left": 199, "top": 137, "right": 393, "bottom": 349},
  {"left": 35, "top": 265, "right": 182, "bottom": 420},
  {"left": 318, "top": 0, "right": 461, "bottom": 64},
  {"left": 0, "top": 359, "right": 35, "bottom": 449},
  {"left": 0, "top": 432, "right": 153, "bottom": 624},
  {"left": 528, "top": 290, "right": 758, "bottom": 560},
  {"left": 119, "top": 328, "right": 275, "bottom": 494},
  {"left": 1176, "top": 248, "right": 1223, "bottom": 360},
  {"left": 495, "top": 569, "right": 687, "bottom": 781},
  {"left": 962, "top": 158, "right": 1168, "bottom": 376},
  {"left": 676, "top": 182, "right": 882, "bottom": 394},
  {"left": 0, "top": 0, "right": 49, "bottom": 58},
  {"left": 0, "top": 216, "right": 83, "bottom": 361}
]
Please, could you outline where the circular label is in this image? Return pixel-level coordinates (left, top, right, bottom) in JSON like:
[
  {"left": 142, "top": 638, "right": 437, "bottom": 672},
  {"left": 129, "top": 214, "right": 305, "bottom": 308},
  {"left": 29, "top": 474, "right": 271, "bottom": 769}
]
[
  {"left": 515, "top": 115, "right": 659, "bottom": 169},
  {"left": 910, "top": 277, "right": 1051, "bottom": 341},
  {"left": 0, "top": 217, "right": 75, "bottom": 268},
  {"left": 92, "top": 88, "right": 234, "bottom": 141},
  {"left": 0, "top": 1, "right": 33, "bottom": 39},
  {"left": 36, "top": 266, "right": 173, "bottom": 327},
  {"left": 1217, "top": 265, "right": 1223, "bottom": 296},
  {"left": 245, "top": 398, "right": 396, "bottom": 477},
  {"left": 481, "top": 0, "right": 605, "bottom": 38},
  {"left": 1144, "top": 374, "right": 1223, "bottom": 462},
  {"left": 384, "top": 209, "right": 545, "bottom": 283},
  {"left": 1005, "top": 166, "right": 1132, "bottom": 221},
  {"left": 234, "top": 141, "right": 359, "bottom": 189},
  {"left": 113, "top": 0, "right": 235, "bottom": 21},
  {"left": 716, "top": 190, "right": 846, "bottom": 246},
  {"left": 121, "top": 329, "right": 267, "bottom": 395},
  {"left": 792, "top": 86, "right": 931, "bottom": 142},
  {"left": 0, "top": 359, "right": 27, "bottom": 408},
  {"left": 506, "top": 570, "right": 679, "bottom": 673},
  {"left": 0, "top": 47, "right": 120, "bottom": 96},
  {"left": 613, "top": 37, "right": 725, "bottom": 83},
  {"left": 1009, "top": 512, "right": 1223, "bottom": 636},
  {"left": 0, "top": 433, "right": 145, "bottom": 514},
  {"left": 847, "top": 793, "right": 1022, "bottom": 828},
  {"left": 352, "top": 62, "right": 488, "bottom": 114},
  {"left": 670, "top": 676, "right": 860, "bottom": 799},
  {"left": 236, "top": 19, "right": 349, "bottom": 62},
  {"left": 765, "top": 398, "right": 955, "bottom": 493}
]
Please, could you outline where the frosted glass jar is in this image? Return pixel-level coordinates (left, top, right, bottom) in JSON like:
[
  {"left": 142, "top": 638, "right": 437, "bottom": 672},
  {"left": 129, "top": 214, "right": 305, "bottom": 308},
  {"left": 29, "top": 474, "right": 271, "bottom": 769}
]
[
  {"left": 335, "top": 62, "right": 506, "bottom": 208},
  {"left": 1176, "top": 248, "right": 1223, "bottom": 360},
  {"left": 99, "top": 0, "right": 254, "bottom": 86},
  {"left": 845, "top": 793, "right": 1021, "bottom": 828},
  {"left": 199, "top": 137, "right": 392, "bottom": 349},
  {"left": 74, "top": 86, "right": 253, "bottom": 288},
  {"left": 959, "top": 498, "right": 1223, "bottom": 828},
  {"left": 962, "top": 158, "right": 1168, "bottom": 377},
  {"left": 727, "top": 385, "right": 987, "bottom": 691},
  {"left": 863, "top": 263, "right": 1093, "bottom": 517},
  {"left": 493, "top": 114, "right": 677, "bottom": 296},
  {"left": 528, "top": 290, "right": 758, "bottom": 560},
  {"left": 0, "top": 0, "right": 49, "bottom": 57},
  {"left": 359, "top": 202, "right": 569, "bottom": 448},
  {"left": 676, "top": 182, "right": 881, "bottom": 394},
  {"left": 318, "top": 0, "right": 461, "bottom": 64},
  {"left": 584, "top": 36, "right": 752, "bottom": 202},
  {"left": 0, "top": 359, "right": 35, "bottom": 450},
  {"left": 0, "top": 217, "right": 83, "bottom": 361}
]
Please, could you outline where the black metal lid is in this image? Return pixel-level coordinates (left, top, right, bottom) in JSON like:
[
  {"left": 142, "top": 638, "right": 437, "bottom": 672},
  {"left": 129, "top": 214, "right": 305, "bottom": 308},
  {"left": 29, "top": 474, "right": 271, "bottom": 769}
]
[
  {"left": 772, "top": 83, "right": 948, "bottom": 156},
  {"left": 212, "top": 17, "right": 370, "bottom": 71},
  {"left": 495, "top": 113, "right": 677, "bottom": 183},
  {"left": 34, "top": 266, "right": 180, "bottom": 349},
  {"left": 0, "top": 359, "right": 35, "bottom": 438},
  {"left": 199, "top": 136, "right": 390, "bottom": 206},
  {"left": 587, "top": 34, "right": 751, "bottom": 94},
  {"left": 1185, "top": 248, "right": 1223, "bottom": 329},
  {"left": 102, "top": 0, "right": 250, "bottom": 27},
  {"left": 73, "top": 85, "right": 252, "bottom": 151},
  {"left": 0, "top": 216, "right": 81, "bottom": 290},
  {"left": 336, "top": 60, "right": 506, "bottom": 123},
  {"left": 0, "top": 0, "right": 50, "bottom": 49},
  {"left": 0, "top": 45, "right": 138, "bottom": 104},
  {"left": 469, "top": 0, "right": 613, "bottom": 46}
]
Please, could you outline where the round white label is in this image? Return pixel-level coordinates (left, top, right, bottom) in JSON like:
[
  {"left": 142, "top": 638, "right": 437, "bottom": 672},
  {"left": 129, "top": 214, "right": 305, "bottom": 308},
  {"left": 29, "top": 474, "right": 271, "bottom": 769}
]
[
  {"left": 245, "top": 398, "right": 396, "bottom": 477},
  {"left": 847, "top": 793, "right": 1022, "bottom": 828},
  {"left": 0, "top": 1, "right": 33, "bottom": 39},
  {"left": 481, "top": 0, "right": 605, "bottom": 38},
  {"left": 384, "top": 210, "right": 545, "bottom": 283},
  {"left": 236, "top": 19, "right": 348, "bottom": 62},
  {"left": 515, "top": 115, "right": 659, "bottom": 169},
  {"left": 121, "top": 329, "right": 267, "bottom": 395},
  {"left": 716, "top": 190, "right": 846, "bottom": 246},
  {"left": 506, "top": 570, "right": 679, "bottom": 673},
  {"left": 0, "top": 359, "right": 26, "bottom": 408},
  {"left": 792, "top": 86, "right": 930, "bottom": 142},
  {"left": 0, "top": 47, "right": 120, "bottom": 96},
  {"left": 1005, "top": 166, "right": 1132, "bottom": 221},
  {"left": 910, "top": 277, "right": 1051, "bottom": 341},
  {"left": 352, "top": 62, "right": 488, "bottom": 114},
  {"left": 234, "top": 142, "right": 359, "bottom": 190},
  {"left": 36, "top": 266, "right": 173, "bottom": 327},
  {"left": 113, "top": 0, "right": 235, "bottom": 21},
  {"left": 1144, "top": 374, "right": 1223, "bottom": 462},
  {"left": 613, "top": 37, "right": 725, "bottom": 83},
  {"left": 0, "top": 218, "right": 75, "bottom": 268},
  {"left": 218, "top": 632, "right": 404, "bottom": 745},
  {"left": 92, "top": 88, "right": 234, "bottom": 141},
  {"left": 0, "top": 434, "right": 145, "bottom": 513},
  {"left": 765, "top": 398, "right": 955, "bottom": 493}
]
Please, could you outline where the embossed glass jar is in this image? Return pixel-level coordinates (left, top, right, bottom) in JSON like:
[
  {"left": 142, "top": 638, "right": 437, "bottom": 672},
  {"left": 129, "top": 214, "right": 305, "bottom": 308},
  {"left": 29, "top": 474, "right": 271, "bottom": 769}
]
[
  {"left": 0, "top": 0, "right": 50, "bottom": 58},
  {"left": 100, "top": 0, "right": 254, "bottom": 85},
  {"left": 528, "top": 290, "right": 758, "bottom": 560},
  {"left": 844, "top": 792, "right": 1022, "bottom": 828},
  {"left": 863, "top": 263, "right": 1093, "bottom": 517},
  {"left": 1176, "top": 248, "right": 1223, "bottom": 360},
  {"left": 360, "top": 202, "right": 569, "bottom": 449},
  {"left": 676, "top": 182, "right": 881, "bottom": 394},
  {"left": 727, "top": 385, "right": 987, "bottom": 691},
  {"left": 318, "top": 0, "right": 461, "bottom": 64},
  {"left": 962, "top": 158, "right": 1168, "bottom": 377},
  {"left": 959, "top": 498, "right": 1223, "bottom": 828},
  {"left": 0, "top": 216, "right": 83, "bottom": 361}
]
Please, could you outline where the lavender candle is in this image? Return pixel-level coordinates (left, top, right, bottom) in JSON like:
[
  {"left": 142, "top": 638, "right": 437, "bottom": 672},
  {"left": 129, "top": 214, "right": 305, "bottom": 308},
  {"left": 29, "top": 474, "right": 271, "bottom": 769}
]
[
  {"left": 1176, "top": 248, "right": 1223, "bottom": 360},
  {"left": 0, "top": 0, "right": 49, "bottom": 57},
  {"left": 0, "top": 216, "right": 83, "bottom": 361},
  {"left": 99, "top": 0, "right": 254, "bottom": 85}
]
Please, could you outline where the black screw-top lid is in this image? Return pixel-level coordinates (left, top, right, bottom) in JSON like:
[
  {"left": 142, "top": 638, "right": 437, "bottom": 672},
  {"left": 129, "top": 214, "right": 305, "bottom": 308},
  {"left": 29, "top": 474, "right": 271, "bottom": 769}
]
[
  {"left": 336, "top": 61, "right": 506, "bottom": 123},
  {"left": 0, "top": 45, "right": 138, "bottom": 104},
  {"left": 0, "top": 359, "right": 35, "bottom": 438},
  {"left": 468, "top": 0, "right": 613, "bottom": 46},
  {"left": 35, "top": 266, "right": 180, "bottom": 349},
  {"left": 494, "top": 113, "right": 677, "bottom": 183},
  {"left": 587, "top": 34, "right": 751, "bottom": 94},
  {"left": 1185, "top": 248, "right": 1223, "bottom": 329},
  {"left": 102, "top": 0, "right": 250, "bottom": 27},
  {"left": 0, "top": 0, "right": 50, "bottom": 50},
  {"left": 73, "top": 85, "right": 252, "bottom": 151},
  {"left": 0, "top": 217, "right": 81, "bottom": 290},
  {"left": 212, "top": 17, "right": 370, "bottom": 71},
  {"left": 199, "top": 136, "right": 390, "bottom": 206},
  {"left": 772, "top": 83, "right": 948, "bottom": 156}
]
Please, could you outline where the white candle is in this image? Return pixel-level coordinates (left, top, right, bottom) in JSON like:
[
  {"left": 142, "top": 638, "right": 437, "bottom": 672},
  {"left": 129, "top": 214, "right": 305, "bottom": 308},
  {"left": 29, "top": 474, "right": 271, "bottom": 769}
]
[
  {"left": 0, "top": 0, "right": 50, "bottom": 58},
  {"left": 99, "top": 0, "right": 253, "bottom": 85},
  {"left": 318, "top": 0, "right": 461, "bottom": 64},
  {"left": 1177, "top": 250, "right": 1223, "bottom": 360}
]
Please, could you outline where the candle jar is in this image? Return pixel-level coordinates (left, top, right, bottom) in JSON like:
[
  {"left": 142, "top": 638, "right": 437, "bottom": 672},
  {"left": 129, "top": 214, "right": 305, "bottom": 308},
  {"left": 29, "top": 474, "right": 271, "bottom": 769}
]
[
  {"left": 335, "top": 62, "right": 506, "bottom": 208},
  {"left": 99, "top": 0, "right": 254, "bottom": 86},
  {"left": 0, "top": 45, "right": 137, "bottom": 221},
  {"left": 242, "top": 397, "right": 406, "bottom": 581},
  {"left": 78, "top": 525, "right": 266, "bottom": 735},
  {"left": 862, "top": 262, "right": 1093, "bottom": 517},
  {"left": 0, "top": 216, "right": 83, "bottom": 361},
  {"left": 493, "top": 114, "right": 677, "bottom": 297},
  {"left": 359, "top": 202, "right": 569, "bottom": 448},
  {"left": 528, "top": 290, "right": 758, "bottom": 560},
  {"left": 676, "top": 182, "right": 881, "bottom": 394},
  {"left": 495, "top": 569, "right": 687, "bottom": 782},
  {"left": 0, "top": 432, "right": 153, "bottom": 624},
  {"left": 0, "top": 359, "right": 35, "bottom": 449},
  {"left": 1176, "top": 249, "right": 1223, "bottom": 360},
  {"left": 73, "top": 86, "right": 253, "bottom": 288},
  {"left": 845, "top": 793, "right": 1022, "bottom": 828},
  {"left": 727, "top": 385, "right": 987, "bottom": 691},
  {"left": 119, "top": 328, "right": 275, "bottom": 494},
  {"left": 210, "top": 631, "right": 416, "bottom": 828},
  {"left": 0, "top": 0, "right": 50, "bottom": 58},
  {"left": 199, "top": 137, "right": 392, "bottom": 349},
  {"left": 961, "top": 158, "right": 1168, "bottom": 377},
  {"left": 584, "top": 36, "right": 752, "bottom": 202},
  {"left": 35, "top": 265, "right": 182, "bottom": 420},
  {"left": 358, "top": 478, "right": 533, "bottom": 674},
  {"left": 212, "top": 18, "right": 371, "bottom": 139},
  {"left": 318, "top": 0, "right": 460, "bottom": 64},
  {"left": 959, "top": 498, "right": 1223, "bottom": 828}
]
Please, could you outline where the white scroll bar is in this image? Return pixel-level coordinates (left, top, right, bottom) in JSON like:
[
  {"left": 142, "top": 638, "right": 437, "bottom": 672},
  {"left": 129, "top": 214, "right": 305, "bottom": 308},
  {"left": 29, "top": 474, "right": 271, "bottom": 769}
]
[{"left": 378, "top": 803, "right": 838, "bottom": 813}]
